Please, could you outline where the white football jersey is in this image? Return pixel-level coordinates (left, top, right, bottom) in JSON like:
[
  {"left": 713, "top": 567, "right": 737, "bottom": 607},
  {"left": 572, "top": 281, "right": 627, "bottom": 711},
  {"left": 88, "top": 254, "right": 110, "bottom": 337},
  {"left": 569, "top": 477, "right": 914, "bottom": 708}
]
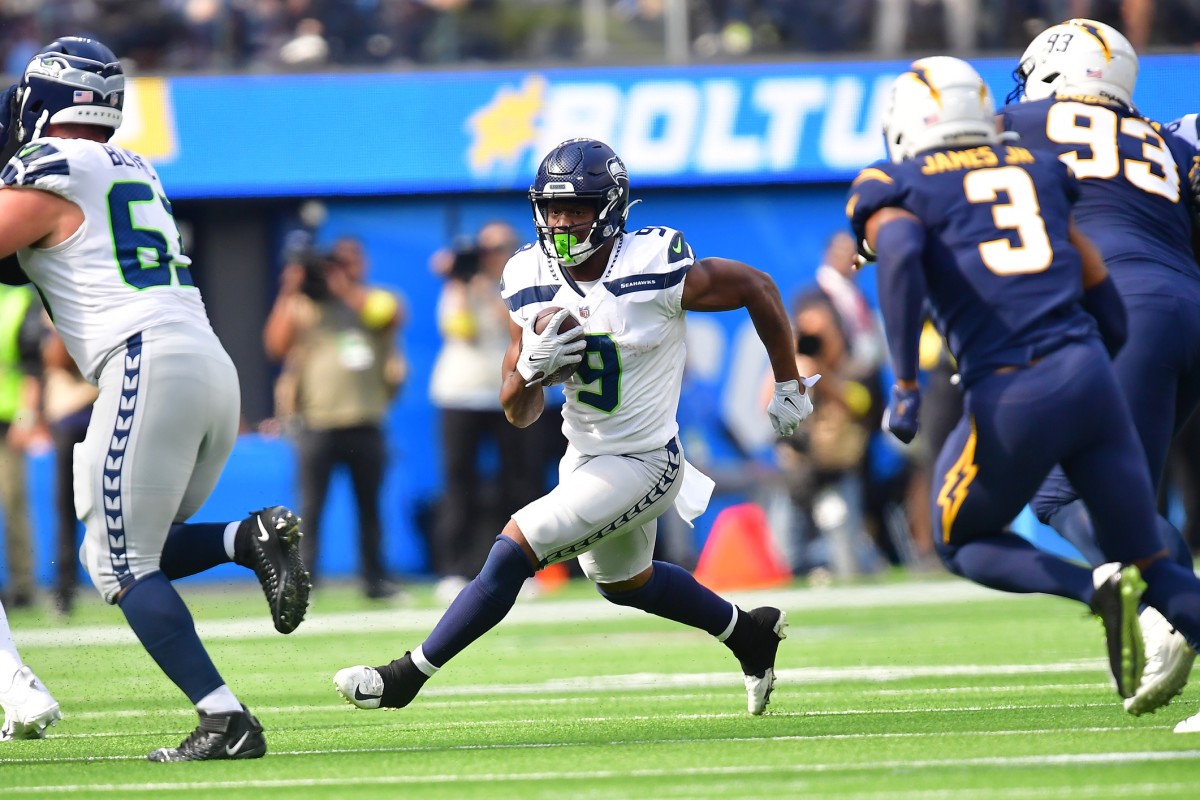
[
  {"left": 503, "top": 226, "right": 695, "bottom": 456},
  {"left": 1, "top": 137, "right": 213, "bottom": 382}
]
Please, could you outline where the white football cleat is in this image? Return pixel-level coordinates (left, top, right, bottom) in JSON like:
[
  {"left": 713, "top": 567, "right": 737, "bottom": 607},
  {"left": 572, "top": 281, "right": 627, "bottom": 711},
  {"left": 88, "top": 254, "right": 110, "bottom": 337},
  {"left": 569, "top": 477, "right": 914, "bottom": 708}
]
[
  {"left": 334, "top": 665, "right": 385, "bottom": 710},
  {"left": 1174, "top": 708, "right": 1200, "bottom": 733},
  {"left": 1125, "top": 606, "right": 1196, "bottom": 716},
  {"left": 0, "top": 666, "right": 62, "bottom": 740},
  {"left": 734, "top": 607, "right": 789, "bottom": 715}
]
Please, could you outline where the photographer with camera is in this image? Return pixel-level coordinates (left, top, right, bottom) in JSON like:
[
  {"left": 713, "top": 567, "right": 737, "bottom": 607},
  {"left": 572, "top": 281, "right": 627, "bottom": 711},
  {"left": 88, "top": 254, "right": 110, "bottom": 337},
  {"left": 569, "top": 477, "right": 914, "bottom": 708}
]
[
  {"left": 264, "top": 230, "right": 407, "bottom": 600},
  {"left": 428, "top": 221, "right": 545, "bottom": 603},
  {"left": 771, "top": 291, "right": 883, "bottom": 581}
]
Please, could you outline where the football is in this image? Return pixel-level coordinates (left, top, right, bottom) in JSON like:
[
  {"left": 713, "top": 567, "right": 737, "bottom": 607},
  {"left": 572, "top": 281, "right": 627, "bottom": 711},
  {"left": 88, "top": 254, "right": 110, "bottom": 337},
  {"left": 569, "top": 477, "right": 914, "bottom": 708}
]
[{"left": 532, "top": 306, "right": 583, "bottom": 385}]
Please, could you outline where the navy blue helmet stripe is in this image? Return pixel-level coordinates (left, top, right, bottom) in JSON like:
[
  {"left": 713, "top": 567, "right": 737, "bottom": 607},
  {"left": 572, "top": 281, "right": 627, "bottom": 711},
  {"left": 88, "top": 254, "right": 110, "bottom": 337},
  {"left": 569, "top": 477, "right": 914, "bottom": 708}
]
[
  {"left": 605, "top": 265, "right": 691, "bottom": 296},
  {"left": 504, "top": 284, "right": 559, "bottom": 311}
]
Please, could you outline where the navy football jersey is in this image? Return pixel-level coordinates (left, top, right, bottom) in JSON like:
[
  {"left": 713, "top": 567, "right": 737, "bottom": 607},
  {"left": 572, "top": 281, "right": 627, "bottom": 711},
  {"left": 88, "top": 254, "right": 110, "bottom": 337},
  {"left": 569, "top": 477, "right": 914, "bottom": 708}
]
[
  {"left": 847, "top": 144, "right": 1098, "bottom": 387},
  {"left": 1002, "top": 96, "right": 1196, "bottom": 279}
]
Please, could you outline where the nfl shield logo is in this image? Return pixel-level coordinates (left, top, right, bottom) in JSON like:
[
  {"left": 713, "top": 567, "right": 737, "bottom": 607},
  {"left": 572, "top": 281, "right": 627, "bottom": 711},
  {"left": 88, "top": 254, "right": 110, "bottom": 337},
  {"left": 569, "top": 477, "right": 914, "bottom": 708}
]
[
  {"left": 578, "top": 306, "right": 590, "bottom": 319},
  {"left": 72, "top": 90, "right": 93, "bottom": 103}
]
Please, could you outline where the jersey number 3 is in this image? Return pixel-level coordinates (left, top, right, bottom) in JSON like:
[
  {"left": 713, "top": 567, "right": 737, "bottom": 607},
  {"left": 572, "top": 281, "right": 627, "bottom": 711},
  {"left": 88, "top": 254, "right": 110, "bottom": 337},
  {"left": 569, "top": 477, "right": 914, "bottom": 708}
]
[{"left": 963, "top": 166, "right": 1053, "bottom": 275}]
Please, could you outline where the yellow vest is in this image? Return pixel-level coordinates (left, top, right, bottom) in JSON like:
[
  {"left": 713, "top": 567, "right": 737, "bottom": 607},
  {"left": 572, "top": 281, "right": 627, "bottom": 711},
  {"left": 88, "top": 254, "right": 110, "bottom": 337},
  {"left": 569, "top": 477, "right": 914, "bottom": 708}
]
[{"left": 0, "top": 286, "right": 33, "bottom": 423}]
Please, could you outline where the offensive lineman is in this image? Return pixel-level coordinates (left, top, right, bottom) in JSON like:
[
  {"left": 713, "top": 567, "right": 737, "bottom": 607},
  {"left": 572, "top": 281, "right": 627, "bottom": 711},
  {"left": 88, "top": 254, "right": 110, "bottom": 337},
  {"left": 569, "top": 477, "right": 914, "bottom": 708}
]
[
  {"left": 335, "top": 137, "right": 815, "bottom": 715},
  {"left": 0, "top": 37, "right": 311, "bottom": 760}
]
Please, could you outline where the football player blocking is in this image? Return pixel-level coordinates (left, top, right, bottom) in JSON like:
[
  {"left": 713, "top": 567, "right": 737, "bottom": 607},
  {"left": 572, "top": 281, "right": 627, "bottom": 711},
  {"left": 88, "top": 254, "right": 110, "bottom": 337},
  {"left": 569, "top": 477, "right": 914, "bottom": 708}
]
[
  {"left": 852, "top": 55, "right": 1200, "bottom": 729},
  {"left": 335, "top": 138, "right": 815, "bottom": 715},
  {"left": 0, "top": 38, "right": 312, "bottom": 759},
  {"left": 1002, "top": 19, "right": 1200, "bottom": 722}
]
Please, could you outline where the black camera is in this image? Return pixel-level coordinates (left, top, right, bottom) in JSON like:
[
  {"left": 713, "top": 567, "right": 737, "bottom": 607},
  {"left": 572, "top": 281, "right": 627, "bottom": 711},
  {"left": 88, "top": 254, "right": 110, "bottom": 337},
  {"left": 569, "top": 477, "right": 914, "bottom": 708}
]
[
  {"left": 797, "top": 332, "right": 825, "bottom": 357},
  {"left": 449, "top": 243, "right": 481, "bottom": 281},
  {"left": 291, "top": 246, "right": 342, "bottom": 301}
]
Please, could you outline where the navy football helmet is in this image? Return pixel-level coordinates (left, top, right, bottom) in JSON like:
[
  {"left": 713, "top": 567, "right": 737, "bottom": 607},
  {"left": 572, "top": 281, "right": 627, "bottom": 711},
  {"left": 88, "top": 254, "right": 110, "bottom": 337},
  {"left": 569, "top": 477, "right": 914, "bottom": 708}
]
[
  {"left": 14, "top": 37, "right": 123, "bottom": 146},
  {"left": 529, "top": 138, "right": 635, "bottom": 269}
]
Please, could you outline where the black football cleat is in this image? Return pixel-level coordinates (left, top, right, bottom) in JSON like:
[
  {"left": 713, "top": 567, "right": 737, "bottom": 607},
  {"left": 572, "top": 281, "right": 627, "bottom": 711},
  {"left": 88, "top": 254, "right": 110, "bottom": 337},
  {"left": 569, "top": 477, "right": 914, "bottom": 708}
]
[
  {"left": 334, "top": 651, "right": 429, "bottom": 710},
  {"left": 726, "top": 606, "right": 789, "bottom": 715},
  {"left": 235, "top": 506, "right": 311, "bottom": 634},
  {"left": 1090, "top": 562, "right": 1147, "bottom": 699},
  {"left": 147, "top": 706, "right": 266, "bottom": 762}
]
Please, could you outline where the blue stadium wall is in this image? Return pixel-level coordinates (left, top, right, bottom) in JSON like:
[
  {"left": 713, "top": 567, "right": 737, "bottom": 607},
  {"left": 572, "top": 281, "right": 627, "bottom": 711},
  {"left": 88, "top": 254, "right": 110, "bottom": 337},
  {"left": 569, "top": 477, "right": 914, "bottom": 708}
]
[{"left": 13, "top": 55, "right": 1197, "bottom": 588}]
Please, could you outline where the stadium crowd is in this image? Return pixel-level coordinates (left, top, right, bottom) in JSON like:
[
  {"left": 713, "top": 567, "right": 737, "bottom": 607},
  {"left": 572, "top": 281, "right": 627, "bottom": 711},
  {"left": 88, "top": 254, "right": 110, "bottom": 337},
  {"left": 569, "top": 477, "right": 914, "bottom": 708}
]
[{"left": 3, "top": 0, "right": 1200, "bottom": 76}]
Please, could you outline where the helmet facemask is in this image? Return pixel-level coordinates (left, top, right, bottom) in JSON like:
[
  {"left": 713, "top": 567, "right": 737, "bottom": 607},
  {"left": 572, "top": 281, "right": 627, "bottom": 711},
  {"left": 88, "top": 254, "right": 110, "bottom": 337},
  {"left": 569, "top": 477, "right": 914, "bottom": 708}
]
[
  {"left": 529, "top": 139, "right": 635, "bottom": 271},
  {"left": 531, "top": 185, "right": 630, "bottom": 269}
]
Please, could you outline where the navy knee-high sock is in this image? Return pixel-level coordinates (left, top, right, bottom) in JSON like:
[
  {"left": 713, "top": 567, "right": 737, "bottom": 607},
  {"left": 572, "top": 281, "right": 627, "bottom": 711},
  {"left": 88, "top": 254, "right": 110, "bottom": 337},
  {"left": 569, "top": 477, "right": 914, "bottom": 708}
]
[
  {"left": 160, "top": 523, "right": 231, "bottom": 580},
  {"left": 940, "top": 534, "right": 1094, "bottom": 605},
  {"left": 118, "top": 572, "right": 224, "bottom": 703},
  {"left": 1141, "top": 559, "right": 1200, "bottom": 650},
  {"left": 421, "top": 536, "right": 534, "bottom": 668},
  {"left": 598, "top": 560, "right": 734, "bottom": 636}
]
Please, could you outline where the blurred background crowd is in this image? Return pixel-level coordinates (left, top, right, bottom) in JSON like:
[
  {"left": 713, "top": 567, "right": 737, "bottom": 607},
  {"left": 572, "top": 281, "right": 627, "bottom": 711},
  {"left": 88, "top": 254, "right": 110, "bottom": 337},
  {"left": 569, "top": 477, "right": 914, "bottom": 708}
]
[
  {"left": 0, "top": 1, "right": 1198, "bottom": 611},
  {"left": 2, "top": 0, "right": 1199, "bottom": 76}
]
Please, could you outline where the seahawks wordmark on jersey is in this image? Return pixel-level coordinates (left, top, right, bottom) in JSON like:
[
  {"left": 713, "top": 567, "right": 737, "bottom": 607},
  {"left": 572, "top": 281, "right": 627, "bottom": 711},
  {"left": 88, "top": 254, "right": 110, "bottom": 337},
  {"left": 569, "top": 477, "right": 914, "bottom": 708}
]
[
  {"left": 503, "top": 225, "right": 695, "bottom": 458},
  {"left": 0, "top": 137, "right": 213, "bottom": 382}
]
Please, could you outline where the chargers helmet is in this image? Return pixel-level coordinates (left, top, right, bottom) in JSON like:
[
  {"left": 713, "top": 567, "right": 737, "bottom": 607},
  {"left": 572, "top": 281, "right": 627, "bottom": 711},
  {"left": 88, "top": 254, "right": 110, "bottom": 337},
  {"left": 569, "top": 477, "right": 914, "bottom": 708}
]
[
  {"left": 14, "top": 37, "right": 124, "bottom": 146},
  {"left": 1010, "top": 19, "right": 1137, "bottom": 106},
  {"left": 529, "top": 138, "right": 634, "bottom": 269},
  {"left": 881, "top": 57, "right": 997, "bottom": 163}
]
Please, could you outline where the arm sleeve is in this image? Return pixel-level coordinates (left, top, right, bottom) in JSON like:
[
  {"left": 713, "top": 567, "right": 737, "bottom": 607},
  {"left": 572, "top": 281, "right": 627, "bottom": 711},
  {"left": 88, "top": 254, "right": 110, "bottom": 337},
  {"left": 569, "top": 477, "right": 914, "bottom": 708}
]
[
  {"left": 16, "top": 298, "right": 44, "bottom": 376},
  {"left": 846, "top": 161, "right": 907, "bottom": 251},
  {"left": 0, "top": 254, "right": 29, "bottom": 286},
  {"left": 874, "top": 217, "right": 929, "bottom": 383},
  {"left": 1082, "top": 275, "right": 1128, "bottom": 358}
]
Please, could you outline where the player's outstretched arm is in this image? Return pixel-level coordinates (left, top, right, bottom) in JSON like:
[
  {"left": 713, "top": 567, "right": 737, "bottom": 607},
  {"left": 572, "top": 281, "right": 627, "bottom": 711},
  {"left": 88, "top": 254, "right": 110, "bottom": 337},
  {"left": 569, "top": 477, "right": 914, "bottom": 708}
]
[
  {"left": 682, "top": 256, "right": 801, "bottom": 387},
  {"left": 683, "top": 257, "right": 814, "bottom": 436},
  {"left": 500, "top": 318, "right": 546, "bottom": 428}
]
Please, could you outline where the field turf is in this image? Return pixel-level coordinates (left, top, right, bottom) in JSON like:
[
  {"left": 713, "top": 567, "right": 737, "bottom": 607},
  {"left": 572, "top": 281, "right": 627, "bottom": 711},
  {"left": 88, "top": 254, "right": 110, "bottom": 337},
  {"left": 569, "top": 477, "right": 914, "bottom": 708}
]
[{"left": 3, "top": 573, "right": 1199, "bottom": 798}]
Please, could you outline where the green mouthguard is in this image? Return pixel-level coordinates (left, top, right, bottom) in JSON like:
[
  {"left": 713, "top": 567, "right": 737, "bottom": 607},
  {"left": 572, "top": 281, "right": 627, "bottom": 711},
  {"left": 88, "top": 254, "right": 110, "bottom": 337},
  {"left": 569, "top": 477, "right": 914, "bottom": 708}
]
[{"left": 553, "top": 233, "right": 578, "bottom": 262}]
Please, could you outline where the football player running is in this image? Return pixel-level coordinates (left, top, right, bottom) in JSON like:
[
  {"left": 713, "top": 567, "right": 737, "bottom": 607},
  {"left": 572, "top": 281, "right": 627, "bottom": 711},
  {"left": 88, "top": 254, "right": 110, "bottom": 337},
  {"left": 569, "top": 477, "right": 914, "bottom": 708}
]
[
  {"left": 0, "top": 37, "right": 312, "bottom": 760},
  {"left": 1001, "top": 19, "right": 1200, "bottom": 720},
  {"left": 335, "top": 137, "right": 814, "bottom": 716},
  {"left": 851, "top": 57, "right": 1200, "bottom": 716}
]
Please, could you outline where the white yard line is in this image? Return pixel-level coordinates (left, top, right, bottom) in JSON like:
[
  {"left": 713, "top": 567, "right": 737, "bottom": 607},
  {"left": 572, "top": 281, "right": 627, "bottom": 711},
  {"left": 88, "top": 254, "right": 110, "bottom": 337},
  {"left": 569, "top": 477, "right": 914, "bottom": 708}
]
[
  {"left": 10, "top": 752, "right": 1200, "bottom": 792},
  {"left": 17, "top": 580, "right": 1002, "bottom": 647}
]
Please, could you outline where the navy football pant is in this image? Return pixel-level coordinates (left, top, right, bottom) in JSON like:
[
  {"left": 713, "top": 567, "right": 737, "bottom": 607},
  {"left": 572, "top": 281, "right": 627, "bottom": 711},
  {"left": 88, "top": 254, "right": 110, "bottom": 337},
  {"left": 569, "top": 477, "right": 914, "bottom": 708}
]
[
  {"left": 1033, "top": 285, "right": 1200, "bottom": 565},
  {"left": 933, "top": 340, "right": 1200, "bottom": 646},
  {"left": 934, "top": 341, "right": 1159, "bottom": 583}
]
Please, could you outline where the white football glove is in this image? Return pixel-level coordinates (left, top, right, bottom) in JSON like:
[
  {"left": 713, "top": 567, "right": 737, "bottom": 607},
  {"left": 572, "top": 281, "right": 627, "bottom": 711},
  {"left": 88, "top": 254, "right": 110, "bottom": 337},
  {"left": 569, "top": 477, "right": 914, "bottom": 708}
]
[
  {"left": 517, "top": 308, "right": 586, "bottom": 387},
  {"left": 768, "top": 374, "right": 820, "bottom": 437}
]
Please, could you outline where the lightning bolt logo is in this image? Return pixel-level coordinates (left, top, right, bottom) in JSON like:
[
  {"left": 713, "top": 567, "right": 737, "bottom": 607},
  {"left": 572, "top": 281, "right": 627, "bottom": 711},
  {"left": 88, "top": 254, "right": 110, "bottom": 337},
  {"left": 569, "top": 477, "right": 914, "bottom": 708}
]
[
  {"left": 936, "top": 419, "right": 979, "bottom": 544},
  {"left": 1071, "top": 19, "right": 1112, "bottom": 62}
]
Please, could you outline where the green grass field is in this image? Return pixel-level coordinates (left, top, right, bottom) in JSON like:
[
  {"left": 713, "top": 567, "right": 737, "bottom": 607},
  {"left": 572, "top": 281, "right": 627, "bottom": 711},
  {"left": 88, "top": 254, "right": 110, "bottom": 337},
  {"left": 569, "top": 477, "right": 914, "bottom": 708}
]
[{"left": 3, "top": 572, "right": 1200, "bottom": 799}]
